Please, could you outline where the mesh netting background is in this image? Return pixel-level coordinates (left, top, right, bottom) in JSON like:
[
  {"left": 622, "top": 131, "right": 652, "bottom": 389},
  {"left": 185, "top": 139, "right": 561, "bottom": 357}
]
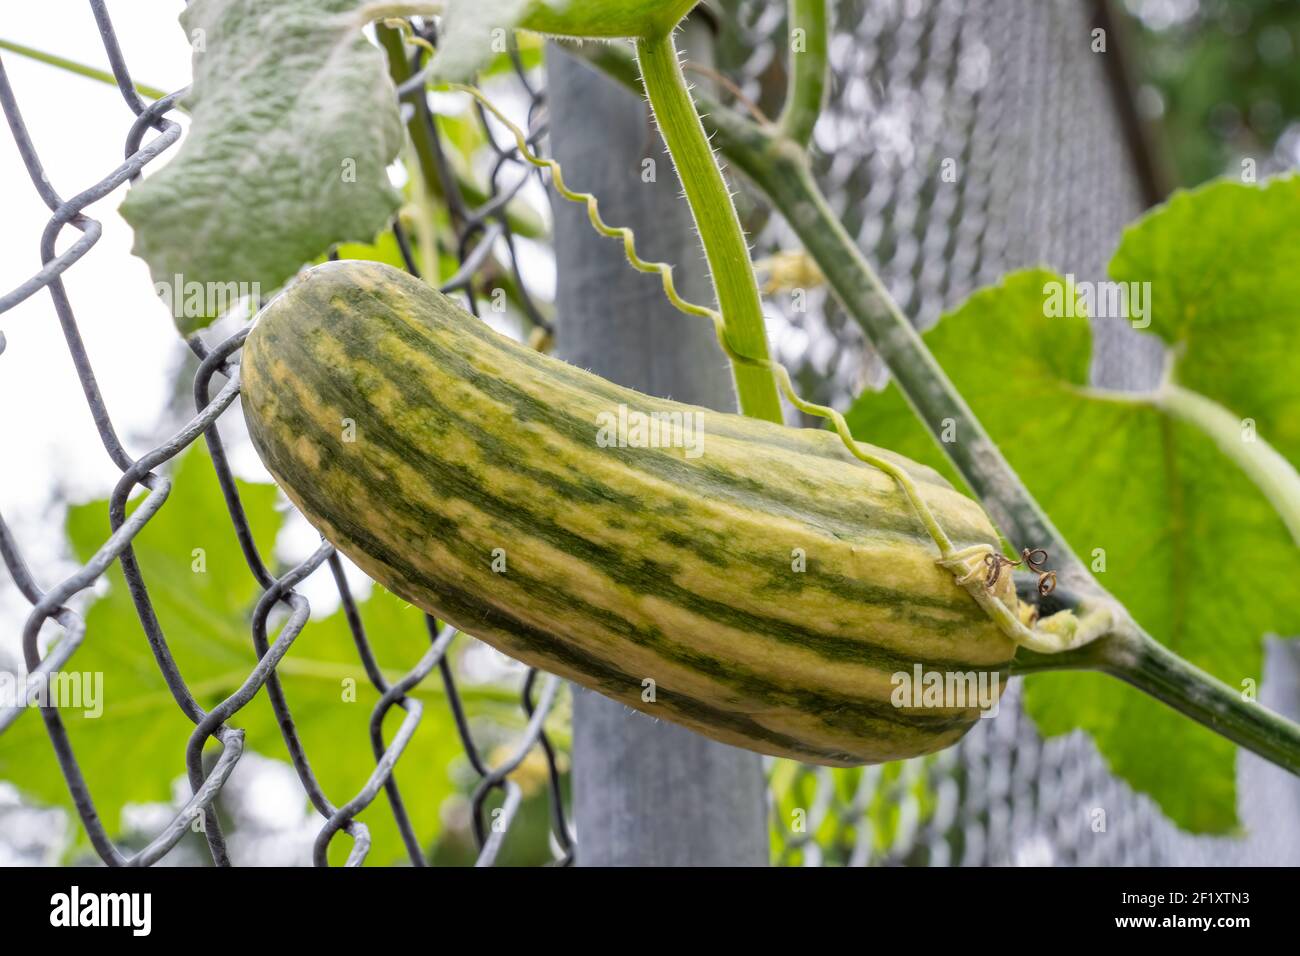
[{"left": 723, "top": 0, "right": 1300, "bottom": 865}]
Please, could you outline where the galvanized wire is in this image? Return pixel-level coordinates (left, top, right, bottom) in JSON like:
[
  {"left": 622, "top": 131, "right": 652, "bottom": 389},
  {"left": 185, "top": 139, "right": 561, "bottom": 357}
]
[{"left": 0, "top": 1, "right": 570, "bottom": 867}]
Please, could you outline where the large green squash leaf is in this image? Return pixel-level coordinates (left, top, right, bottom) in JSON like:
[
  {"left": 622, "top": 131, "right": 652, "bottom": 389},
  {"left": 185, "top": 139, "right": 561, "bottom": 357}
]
[
  {"left": 845, "top": 250, "right": 1300, "bottom": 832},
  {"left": 1110, "top": 176, "right": 1300, "bottom": 466}
]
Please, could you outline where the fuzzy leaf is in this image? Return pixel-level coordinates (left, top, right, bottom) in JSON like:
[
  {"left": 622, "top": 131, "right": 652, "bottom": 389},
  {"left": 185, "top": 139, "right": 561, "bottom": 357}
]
[
  {"left": 1110, "top": 176, "right": 1300, "bottom": 466},
  {"left": 431, "top": 0, "right": 537, "bottom": 81},
  {"left": 119, "top": 0, "right": 403, "bottom": 334},
  {"left": 845, "top": 267, "right": 1300, "bottom": 833}
]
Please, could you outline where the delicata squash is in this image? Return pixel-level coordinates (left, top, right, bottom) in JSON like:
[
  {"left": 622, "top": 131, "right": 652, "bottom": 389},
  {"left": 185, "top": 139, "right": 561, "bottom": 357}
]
[{"left": 240, "top": 261, "right": 1016, "bottom": 765}]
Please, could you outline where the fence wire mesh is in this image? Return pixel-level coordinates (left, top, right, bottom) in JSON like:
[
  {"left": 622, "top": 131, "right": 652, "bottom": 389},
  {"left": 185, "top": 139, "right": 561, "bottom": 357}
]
[
  {"left": 3, "top": 0, "right": 1299, "bottom": 867},
  {"left": 0, "top": 1, "right": 571, "bottom": 867}
]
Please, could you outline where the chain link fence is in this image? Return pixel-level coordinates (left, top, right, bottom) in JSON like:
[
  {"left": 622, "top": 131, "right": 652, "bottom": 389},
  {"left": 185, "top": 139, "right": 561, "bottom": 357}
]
[
  {"left": 0, "top": 1, "right": 570, "bottom": 867},
  {"left": 3, "top": 0, "right": 1298, "bottom": 866}
]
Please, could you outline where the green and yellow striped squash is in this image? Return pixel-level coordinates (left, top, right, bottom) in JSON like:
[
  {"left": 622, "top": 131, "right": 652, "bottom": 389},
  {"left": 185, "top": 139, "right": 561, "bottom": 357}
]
[{"left": 240, "top": 261, "right": 1016, "bottom": 766}]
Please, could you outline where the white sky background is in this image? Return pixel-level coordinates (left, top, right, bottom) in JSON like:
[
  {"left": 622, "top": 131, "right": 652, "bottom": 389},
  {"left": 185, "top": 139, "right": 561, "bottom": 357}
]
[{"left": 1, "top": 3, "right": 199, "bottom": 637}]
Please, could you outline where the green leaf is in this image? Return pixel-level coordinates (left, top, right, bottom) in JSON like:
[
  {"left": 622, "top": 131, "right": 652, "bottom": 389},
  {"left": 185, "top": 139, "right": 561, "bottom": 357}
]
[
  {"left": 845, "top": 268, "right": 1300, "bottom": 833},
  {"left": 431, "top": 0, "right": 702, "bottom": 80},
  {"left": 0, "top": 444, "right": 518, "bottom": 864},
  {"left": 119, "top": 0, "right": 403, "bottom": 335},
  {"left": 328, "top": 232, "right": 411, "bottom": 272},
  {"left": 1110, "top": 175, "right": 1300, "bottom": 466},
  {"left": 432, "top": 0, "right": 537, "bottom": 82}
]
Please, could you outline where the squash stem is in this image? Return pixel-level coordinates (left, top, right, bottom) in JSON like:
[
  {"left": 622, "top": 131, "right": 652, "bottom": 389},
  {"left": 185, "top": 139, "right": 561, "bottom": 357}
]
[
  {"left": 635, "top": 30, "right": 785, "bottom": 423},
  {"left": 776, "top": 0, "right": 828, "bottom": 147},
  {"left": 1014, "top": 625, "right": 1300, "bottom": 775},
  {"left": 1156, "top": 383, "right": 1300, "bottom": 546}
]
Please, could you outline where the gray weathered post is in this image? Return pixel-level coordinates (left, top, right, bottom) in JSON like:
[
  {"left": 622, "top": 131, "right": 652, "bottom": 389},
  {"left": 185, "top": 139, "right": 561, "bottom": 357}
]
[{"left": 546, "top": 23, "right": 770, "bottom": 866}]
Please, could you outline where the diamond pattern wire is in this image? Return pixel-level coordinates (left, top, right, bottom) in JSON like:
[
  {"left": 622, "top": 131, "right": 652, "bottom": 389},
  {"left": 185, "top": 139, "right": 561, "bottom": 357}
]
[{"left": 0, "top": 2, "right": 571, "bottom": 867}]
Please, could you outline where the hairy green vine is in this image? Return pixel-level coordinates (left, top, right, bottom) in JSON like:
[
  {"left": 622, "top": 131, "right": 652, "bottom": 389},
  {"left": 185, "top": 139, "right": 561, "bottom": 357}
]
[{"left": 632, "top": 30, "right": 786, "bottom": 424}]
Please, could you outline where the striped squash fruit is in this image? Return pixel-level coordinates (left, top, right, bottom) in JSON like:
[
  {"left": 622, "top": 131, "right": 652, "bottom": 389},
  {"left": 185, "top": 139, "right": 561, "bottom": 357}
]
[{"left": 240, "top": 261, "right": 1017, "bottom": 766}]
